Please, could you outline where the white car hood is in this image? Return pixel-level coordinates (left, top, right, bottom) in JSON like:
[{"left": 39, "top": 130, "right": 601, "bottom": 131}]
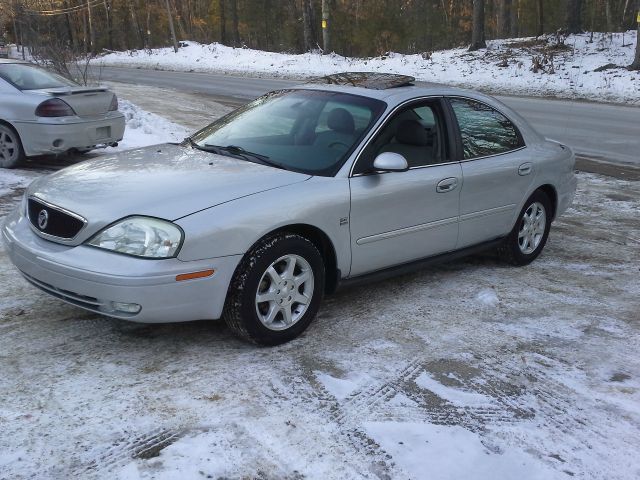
[{"left": 28, "top": 144, "right": 311, "bottom": 237}]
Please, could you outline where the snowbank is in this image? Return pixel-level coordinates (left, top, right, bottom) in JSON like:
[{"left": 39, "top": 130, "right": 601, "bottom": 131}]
[{"left": 98, "top": 32, "right": 639, "bottom": 104}]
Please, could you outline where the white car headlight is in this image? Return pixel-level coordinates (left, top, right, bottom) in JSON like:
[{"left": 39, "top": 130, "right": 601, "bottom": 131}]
[{"left": 87, "top": 216, "right": 183, "bottom": 258}]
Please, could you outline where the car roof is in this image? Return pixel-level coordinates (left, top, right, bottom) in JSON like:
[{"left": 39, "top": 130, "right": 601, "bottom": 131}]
[
  {"left": 296, "top": 77, "right": 478, "bottom": 102},
  {"left": 0, "top": 58, "right": 30, "bottom": 65}
]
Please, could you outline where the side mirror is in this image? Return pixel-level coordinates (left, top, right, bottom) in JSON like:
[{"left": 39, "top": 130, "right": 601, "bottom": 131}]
[{"left": 372, "top": 152, "right": 409, "bottom": 172}]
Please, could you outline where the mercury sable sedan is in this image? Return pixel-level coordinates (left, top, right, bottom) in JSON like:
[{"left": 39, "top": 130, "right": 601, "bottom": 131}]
[
  {"left": 0, "top": 59, "right": 125, "bottom": 168},
  {"left": 2, "top": 73, "right": 577, "bottom": 345}
]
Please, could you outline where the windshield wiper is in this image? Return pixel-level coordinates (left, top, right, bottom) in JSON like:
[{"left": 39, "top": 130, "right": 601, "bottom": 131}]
[{"left": 203, "top": 144, "right": 286, "bottom": 170}]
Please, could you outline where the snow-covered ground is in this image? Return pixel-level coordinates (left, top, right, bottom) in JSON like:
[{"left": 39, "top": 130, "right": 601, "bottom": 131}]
[
  {"left": 1, "top": 86, "right": 639, "bottom": 478},
  {"left": 1, "top": 164, "right": 639, "bottom": 476},
  {"left": 98, "top": 32, "right": 640, "bottom": 104}
]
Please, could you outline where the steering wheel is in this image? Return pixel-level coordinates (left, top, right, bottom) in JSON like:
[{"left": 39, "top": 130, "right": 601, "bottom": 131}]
[{"left": 328, "top": 141, "right": 349, "bottom": 150}]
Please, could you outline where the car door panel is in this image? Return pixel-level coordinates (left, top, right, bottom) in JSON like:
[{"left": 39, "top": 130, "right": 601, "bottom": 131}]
[
  {"left": 458, "top": 150, "right": 534, "bottom": 247},
  {"left": 349, "top": 163, "right": 462, "bottom": 276}
]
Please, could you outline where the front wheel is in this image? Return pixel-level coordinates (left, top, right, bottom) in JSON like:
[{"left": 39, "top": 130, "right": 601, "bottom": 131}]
[
  {"left": 0, "top": 124, "right": 25, "bottom": 169},
  {"left": 223, "top": 233, "right": 325, "bottom": 345},
  {"left": 499, "top": 190, "right": 552, "bottom": 266}
]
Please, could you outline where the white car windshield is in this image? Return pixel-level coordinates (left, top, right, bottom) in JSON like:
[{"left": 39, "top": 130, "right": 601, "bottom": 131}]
[
  {"left": 190, "top": 89, "right": 386, "bottom": 176},
  {"left": 0, "top": 64, "right": 78, "bottom": 90}
]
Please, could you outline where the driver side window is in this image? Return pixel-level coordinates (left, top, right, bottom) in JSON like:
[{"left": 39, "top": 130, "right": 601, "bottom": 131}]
[{"left": 354, "top": 100, "right": 449, "bottom": 175}]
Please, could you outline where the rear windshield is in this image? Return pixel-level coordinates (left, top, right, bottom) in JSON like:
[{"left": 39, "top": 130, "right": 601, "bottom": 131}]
[{"left": 0, "top": 64, "right": 77, "bottom": 90}]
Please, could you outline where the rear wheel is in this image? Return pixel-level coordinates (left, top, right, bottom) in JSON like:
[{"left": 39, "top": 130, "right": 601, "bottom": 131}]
[
  {"left": 499, "top": 190, "right": 552, "bottom": 266},
  {"left": 0, "top": 124, "right": 25, "bottom": 169},
  {"left": 223, "top": 233, "right": 325, "bottom": 345}
]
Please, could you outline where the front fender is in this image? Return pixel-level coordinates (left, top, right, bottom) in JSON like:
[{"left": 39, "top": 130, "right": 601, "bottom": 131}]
[{"left": 175, "top": 176, "right": 352, "bottom": 276}]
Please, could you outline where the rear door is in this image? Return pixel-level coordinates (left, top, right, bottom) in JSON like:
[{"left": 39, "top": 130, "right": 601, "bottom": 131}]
[
  {"left": 447, "top": 97, "right": 534, "bottom": 248},
  {"left": 348, "top": 99, "right": 462, "bottom": 276}
]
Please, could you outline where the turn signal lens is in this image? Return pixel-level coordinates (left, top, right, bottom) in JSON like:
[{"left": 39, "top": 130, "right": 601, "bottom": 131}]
[
  {"left": 176, "top": 270, "right": 215, "bottom": 282},
  {"left": 35, "top": 98, "right": 76, "bottom": 117}
]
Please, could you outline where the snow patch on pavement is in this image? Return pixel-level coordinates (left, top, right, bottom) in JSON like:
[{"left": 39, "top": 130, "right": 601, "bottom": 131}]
[
  {"left": 98, "top": 32, "right": 640, "bottom": 104},
  {"left": 364, "top": 422, "right": 556, "bottom": 480},
  {"left": 414, "top": 371, "right": 496, "bottom": 407}
]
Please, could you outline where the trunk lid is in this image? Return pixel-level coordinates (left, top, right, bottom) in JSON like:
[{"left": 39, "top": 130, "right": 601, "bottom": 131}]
[{"left": 32, "top": 86, "right": 115, "bottom": 117}]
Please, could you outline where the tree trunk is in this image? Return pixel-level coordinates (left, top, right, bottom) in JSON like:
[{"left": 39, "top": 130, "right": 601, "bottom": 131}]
[
  {"left": 536, "top": 0, "right": 544, "bottom": 37},
  {"left": 322, "top": 0, "right": 330, "bottom": 53},
  {"left": 165, "top": 0, "right": 179, "bottom": 52},
  {"left": 302, "top": 0, "right": 314, "bottom": 51},
  {"left": 566, "top": 0, "right": 583, "bottom": 34},
  {"left": 469, "top": 0, "right": 486, "bottom": 50},
  {"left": 605, "top": 0, "right": 613, "bottom": 32},
  {"left": 230, "top": 0, "right": 240, "bottom": 46},
  {"left": 629, "top": 3, "right": 640, "bottom": 69},
  {"left": 87, "top": 0, "right": 96, "bottom": 54},
  {"left": 510, "top": 0, "right": 519, "bottom": 37},
  {"left": 497, "top": 0, "right": 510, "bottom": 38},
  {"left": 219, "top": 0, "right": 227, "bottom": 45}
]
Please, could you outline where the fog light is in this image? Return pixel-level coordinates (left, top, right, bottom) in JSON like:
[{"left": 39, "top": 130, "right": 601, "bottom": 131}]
[
  {"left": 52, "top": 139, "right": 63, "bottom": 148},
  {"left": 110, "top": 302, "right": 141, "bottom": 314}
]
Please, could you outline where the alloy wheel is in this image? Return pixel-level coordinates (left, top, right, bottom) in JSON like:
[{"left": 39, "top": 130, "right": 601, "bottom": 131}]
[
  {"left": 255, "top": 254, "right": 314, "bottom": 331},
  {"left": 518, "top": 201, "right": 546, "bottom": 254}
]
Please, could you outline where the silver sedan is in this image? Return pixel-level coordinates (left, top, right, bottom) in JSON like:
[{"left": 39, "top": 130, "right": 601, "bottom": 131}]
[
  {"left": 0, "top": 59, "right": 125, "bottom": 168},
  {"left": 2, "top": 73, "right": 577, "bottom": 345}
]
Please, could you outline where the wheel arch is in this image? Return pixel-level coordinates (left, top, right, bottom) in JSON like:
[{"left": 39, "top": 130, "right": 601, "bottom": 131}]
[
  {"left": 536, "top": 184, "right": 558, "bottom": 221},
  {"left": 266, "top": 223, "right": 340, "bottom": 295}
]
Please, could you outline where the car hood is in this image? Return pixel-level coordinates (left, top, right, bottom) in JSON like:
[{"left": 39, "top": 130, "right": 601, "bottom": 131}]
[{"left": 28, "top": 144, "right": 311, "bottom": 237}]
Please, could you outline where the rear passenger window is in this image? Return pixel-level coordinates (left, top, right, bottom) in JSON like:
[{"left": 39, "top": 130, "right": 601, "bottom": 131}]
[{"left": 449, "top": 98, "right": 523, "bottom": 159}]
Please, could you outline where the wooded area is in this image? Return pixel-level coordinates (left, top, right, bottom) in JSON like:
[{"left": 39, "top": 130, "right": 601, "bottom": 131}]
[{"left": 1, "top": 0, "right": 639, "bottom": 69}]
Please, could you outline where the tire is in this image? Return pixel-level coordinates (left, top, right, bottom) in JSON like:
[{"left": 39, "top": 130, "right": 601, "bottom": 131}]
[
  {"left": 499, "top": 190, "right": 552, "bottom": 266},
  {"left": 0, "top": 123, "right": 25, "bottom": 169},
  {"left": 223, "top": 233, "right": 325, "bottom": 345}
]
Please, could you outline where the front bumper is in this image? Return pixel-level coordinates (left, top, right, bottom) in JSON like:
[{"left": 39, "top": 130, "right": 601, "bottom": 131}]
[
  {"left": 13, "top": 112, "right": 126, "bottom": 157},
  {"left": 1, "top": 209, "right": 241, "bottom": 323}
]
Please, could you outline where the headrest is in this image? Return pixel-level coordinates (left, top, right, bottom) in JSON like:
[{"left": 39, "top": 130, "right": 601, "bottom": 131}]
[
  {"left": 396, "top": 120, "right": 430, "bottom": 146},
  {"left": 327, "top": 108, "right": 355, "bottom": 134}
]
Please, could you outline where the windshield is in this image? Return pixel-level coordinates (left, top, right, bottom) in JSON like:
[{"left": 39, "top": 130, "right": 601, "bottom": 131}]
[
  {"left": 190, "top": 89, "right": 386, "bottom": 176},
  {"left": 0, "top": 64, "right": 78, "bottom": 90}
]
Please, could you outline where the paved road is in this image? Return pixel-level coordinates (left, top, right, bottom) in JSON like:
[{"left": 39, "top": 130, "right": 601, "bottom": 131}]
[{"left": 96, "top": 66, "right": 639, "bottom": 166}]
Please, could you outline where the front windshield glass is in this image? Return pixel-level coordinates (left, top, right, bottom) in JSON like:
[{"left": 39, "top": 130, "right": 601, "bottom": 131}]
[
  {"left": 0, "top": 64, "right": 78, "bottom": 90},
  {"left": 190, "top": 89, "right": 386, "bottom": 176}
]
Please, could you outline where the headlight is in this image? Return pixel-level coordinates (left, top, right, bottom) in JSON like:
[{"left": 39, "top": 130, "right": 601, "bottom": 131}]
[{"left": 87, "top": 216, "right": 183, "bottom": 258}]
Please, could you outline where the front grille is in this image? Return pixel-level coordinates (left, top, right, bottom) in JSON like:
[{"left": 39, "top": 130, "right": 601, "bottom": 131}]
[{"left": 27, "top": 198, "right": 85, "bottom": 240}]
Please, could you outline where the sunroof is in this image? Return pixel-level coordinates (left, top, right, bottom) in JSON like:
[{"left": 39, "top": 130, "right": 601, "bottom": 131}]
[{"left": 309, "top": 72, "right": 415, "bottom": 90}]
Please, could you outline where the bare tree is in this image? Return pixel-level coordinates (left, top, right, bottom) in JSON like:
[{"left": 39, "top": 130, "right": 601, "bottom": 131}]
[
  {"left": 629, "top": 1, "right": 640, "bottom": 70},
  {"left": 566, "top": 0, "right": 584, "bottom": 34},
  {"left": 230, "top": 0, "right": 240, "bottom": 46},
  {"left": 510, "top": 0, "right": 519, "bottom": 37},
  {"left": 302, "top": 0, "right": 314, "bottom": 51},
  {"left": 165, "top": 0, "right": 179, "bottom": 52},
  {"left": 322, "top": 0, "right": 330, "bottom": 53},
  {"left": 536, "top": 0, "right": 544, "bottom": 37},
  {"left": 219, "top": 0, "right": 227, "bottom": 45},
  {"left": 469, "top": 0, "right": 486, "bottom": 51},
  {"left": 497, "top": 0, "right": 510, "bottom": 38}
]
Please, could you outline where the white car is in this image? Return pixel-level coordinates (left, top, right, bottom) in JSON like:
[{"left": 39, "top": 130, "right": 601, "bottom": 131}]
[{"left": 0, "top": 59, "right": 125, "bottom": 168}]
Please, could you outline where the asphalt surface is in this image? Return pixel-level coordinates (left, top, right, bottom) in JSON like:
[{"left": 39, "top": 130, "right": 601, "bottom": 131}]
[{"left": 96, "top": 66, "right": 639, "bottom": 166}]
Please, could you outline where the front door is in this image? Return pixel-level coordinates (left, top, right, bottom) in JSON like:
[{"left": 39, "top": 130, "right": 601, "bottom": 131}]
[{"left": 348, "top": 99, "right": 461, "bottom": 276}]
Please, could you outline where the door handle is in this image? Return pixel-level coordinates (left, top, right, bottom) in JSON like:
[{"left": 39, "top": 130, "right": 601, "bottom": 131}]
[
  {"left": 436, "top": 177, "right": 458, "bottom": 193},
  {"left": 518, "top": 162, "right": 533, "bottom": 176}
]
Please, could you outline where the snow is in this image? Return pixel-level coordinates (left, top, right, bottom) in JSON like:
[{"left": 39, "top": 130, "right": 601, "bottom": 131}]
[
  {"left": 106, "top": 100, "right": 189, "bottom": 152},
  {"left": 1, "top": 90, "right": 639, "bottom": 478},
  {"left": 414, "top": 371, "right": 495, "bottom": 407},
  {"left": 364, "top": 422, "right": 556, "bottom": 480},
  {"left": 97, "top": 32, "right": 640, "bottom": 104}
]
